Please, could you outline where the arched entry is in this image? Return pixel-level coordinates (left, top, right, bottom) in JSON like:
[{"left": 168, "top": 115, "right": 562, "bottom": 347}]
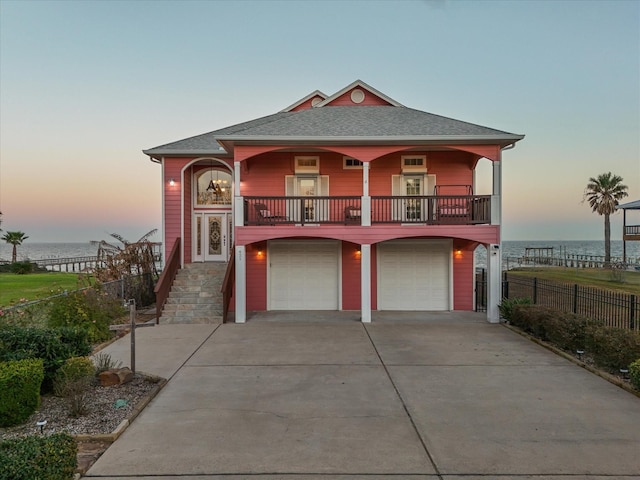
[{"left": 193, "top": 163, "right": 233, "bottom": 262}]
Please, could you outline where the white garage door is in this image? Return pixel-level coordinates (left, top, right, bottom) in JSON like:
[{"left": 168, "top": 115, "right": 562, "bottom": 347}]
[
  {"left": 269, "top": 240, "right": 339, "bottom": 310},
  {"left": 377, "top": 240, "right": 451, "bottom": 310}
]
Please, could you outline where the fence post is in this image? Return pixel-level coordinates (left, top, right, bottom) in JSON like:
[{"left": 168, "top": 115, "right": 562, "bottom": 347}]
[
  {"left": 533, "top": 277, "right": 538, "bottom": 304},
  {"left": 631, "top": 295, "right": 636, "bottom": 331},
  {"left": 573, "top": 284, "right": 578, "bottom": 314},
  {"left": 503, "top": 271, "right": 509, "bottom": 299}
]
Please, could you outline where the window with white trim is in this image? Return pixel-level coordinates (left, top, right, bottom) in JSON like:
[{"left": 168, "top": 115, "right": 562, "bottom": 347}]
[
  {"left": 343, "top": 157, "right": 363, "bottom": 169},
  {"left": 401, "top": 155, "right": 427, "bottom": 172},
  {"left": 295, "top": 156, "right": 319, "bottom": 173}
]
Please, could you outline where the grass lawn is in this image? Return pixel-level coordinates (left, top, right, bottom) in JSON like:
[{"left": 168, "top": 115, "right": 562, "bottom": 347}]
[
  {"left": 0, "top": 272, "right": 87, "bottom": 307},
  {"left": 506, "top": 267, "right": 640, "bottom": 295}
]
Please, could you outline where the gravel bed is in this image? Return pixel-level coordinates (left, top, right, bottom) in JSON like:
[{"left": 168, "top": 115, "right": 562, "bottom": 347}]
[{"left": 0, "top": 374, "right": 160, "bottom": 440}]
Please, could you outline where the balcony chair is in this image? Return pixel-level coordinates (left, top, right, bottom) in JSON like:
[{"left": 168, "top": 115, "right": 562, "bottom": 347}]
[
  {"left": 434, "top": 185, "right": 472, "bottom": 224},
  {"left": 254, "top": 203, "right": 288, "bottom": 225},
  {"left": 344, "top": 205, "right": 362, "bottom": 224}
]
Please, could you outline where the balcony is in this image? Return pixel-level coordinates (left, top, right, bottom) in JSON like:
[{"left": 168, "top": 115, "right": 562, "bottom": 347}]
[
  {"left": 244, "top": 195, "right": 491, "bottom": 226},
  {"left": 624, "top": 225, "right": 640, "bottom": 241}
]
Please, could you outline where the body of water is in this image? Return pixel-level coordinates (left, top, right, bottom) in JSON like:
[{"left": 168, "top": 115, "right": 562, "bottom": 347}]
[{"left": 1, "top": 240, "right": 639, "bottom": 269}]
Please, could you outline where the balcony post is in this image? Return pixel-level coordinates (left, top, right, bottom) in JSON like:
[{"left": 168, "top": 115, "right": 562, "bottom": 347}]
[
  {"left": 487, "top": 243, "right": 501, "bottom": 323},
  {"left": 234, "top": 245, "right": 246, "bottom": 323},
  {"left": 362, "top": 161, "right": 371, "bottom": 226},
  {"left": 234, "top": 161, "right": 244, "bottom": 226},
  {"left": 491, "top": 158, "right": 502, "bottom": 225},
  {"left": 361, "top": 244, "right": 371, "bottom": 323}
]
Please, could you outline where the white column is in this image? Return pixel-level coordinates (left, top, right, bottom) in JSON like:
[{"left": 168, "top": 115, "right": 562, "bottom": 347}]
[
  {"left": 234, "top": 161, "right": 244, "bottom": 227},
  {"left": 487, "top": 243, "right": 501, "bottom": 323},
  {"left": 491, "top": 159, "right": 502, "bottom": 225},
  {"left": 361, "top": 161, "right": 371, "bottom": 226},
  {"left": 360, "top": 244, "right": 371, "bottom": 323},
  {"left": 235, "top": 245, "right": 246, "bottom": 323}
]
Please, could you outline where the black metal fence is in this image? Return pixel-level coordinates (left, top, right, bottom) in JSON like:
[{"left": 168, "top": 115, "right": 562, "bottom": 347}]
[{"left": 475, "top": 269, "right": 639, "bottom": 331}]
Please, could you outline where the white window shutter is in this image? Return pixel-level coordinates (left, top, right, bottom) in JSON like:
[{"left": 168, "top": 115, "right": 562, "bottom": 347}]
[
  {"left": 285, "top": 176, "right": 298, "bottom": 221},
  {"left": 391, "top": 175, "right": 401, "bottom": 196},
  {"left": 391, "top": 175, "right": 401, "bottom": 220},
  {"left": 318, "top": 176, "right": 329, "bottom": 221}
]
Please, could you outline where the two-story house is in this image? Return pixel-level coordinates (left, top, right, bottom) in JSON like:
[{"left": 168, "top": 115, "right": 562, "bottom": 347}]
[{"left": 144, "top": 80, "right": 524, "bottom": 323}]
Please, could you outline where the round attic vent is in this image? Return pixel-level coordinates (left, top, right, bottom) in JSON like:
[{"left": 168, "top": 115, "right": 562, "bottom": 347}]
[
  {"left": 311, "top": 97, "right": 322, "bottom": 107},
  {"left": 350, "top": 89, "right": 365, "bottom": 104}
]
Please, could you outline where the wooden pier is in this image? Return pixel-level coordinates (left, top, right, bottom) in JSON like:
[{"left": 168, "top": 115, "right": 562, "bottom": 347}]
[{"left": 34, "top": 256, "right": 102, "bottom": 272}]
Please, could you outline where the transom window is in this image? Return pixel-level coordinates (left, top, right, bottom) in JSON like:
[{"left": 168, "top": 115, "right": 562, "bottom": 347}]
[
  {"left": 195, "top": 168, "right": 232, "bottom": 206},
  {"left": 343, "top": 157, "right": 363, "bottom": 169},
  {"left": 295, "top": 156, "right": 319, "bottom": 173},
  {"left": 401, "top": 155, "right": 427, "bottom": 172}
]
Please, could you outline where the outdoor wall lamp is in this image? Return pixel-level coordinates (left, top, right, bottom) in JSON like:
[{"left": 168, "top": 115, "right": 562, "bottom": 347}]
[
  {"left": 169, "top": 178, "right": 175, "bottom": 186},
  {"left": 355, "top": 249, "right": 361, "bottom": 258},
  {"left": 257, "top": 250, "right": 263, "bottom": 257},
  {"left": 454, "top": 249, "right": 463, "bottom": 259}
]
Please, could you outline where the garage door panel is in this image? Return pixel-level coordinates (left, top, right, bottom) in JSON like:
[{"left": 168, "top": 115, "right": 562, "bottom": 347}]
[
  {"left": 378, "top": 240, "right": 450, "bottom": 311},
  {"left": 269, "top": 241, "right": 339, "bottom": 310}
]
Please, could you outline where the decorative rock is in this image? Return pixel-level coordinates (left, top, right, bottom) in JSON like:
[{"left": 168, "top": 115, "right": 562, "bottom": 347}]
[{"left": 99, "top": 367, "right": 134, "bottom": 387}]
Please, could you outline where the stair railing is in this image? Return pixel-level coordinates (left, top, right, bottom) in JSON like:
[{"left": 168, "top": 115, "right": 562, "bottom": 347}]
[
  {"left": 221, "top": 246, "right": 235, "bottom": 323},
  {"left": 154, "top": 238, "right": 181, "bottom": 324}
]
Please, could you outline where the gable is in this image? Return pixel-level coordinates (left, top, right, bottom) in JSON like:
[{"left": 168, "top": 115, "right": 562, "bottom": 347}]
[{"left": 316, "top": 80, "right": 402, "bottom": 108}]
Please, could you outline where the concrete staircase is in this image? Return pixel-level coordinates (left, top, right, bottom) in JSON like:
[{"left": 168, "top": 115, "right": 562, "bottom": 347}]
[{"left": 159, "top": 262, "right": 227, "bottom": 324}]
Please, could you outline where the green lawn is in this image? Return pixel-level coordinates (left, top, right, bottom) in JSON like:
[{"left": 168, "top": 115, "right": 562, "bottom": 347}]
[
  {"left": 506, "top": 267, "right": 640, "bottom": 295},
  {"left": 0, "top": 272, "right": 87, "bottom": 307}
]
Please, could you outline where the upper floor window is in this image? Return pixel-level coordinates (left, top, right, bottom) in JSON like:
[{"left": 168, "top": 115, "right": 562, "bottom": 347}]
[
  {"left": 195, "top": 168, "right": 232, "bottom": 206},
  {"left": 343, "top": 157, "right": 363, "bottom": 169},
  {"left": 295, "top": 156, "right": 319, "bottom": 173},
  {"left": 401, "top": 155, "right": 427, "bottom": 172}
]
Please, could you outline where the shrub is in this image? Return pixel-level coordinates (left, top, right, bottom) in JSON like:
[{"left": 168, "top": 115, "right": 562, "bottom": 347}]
[
  {"left": 54, "top": 357, "right": 95, "bottom": 417},
  {"left": 543, "top": 311, "right": 593, "bottom": 353},
  {"left": 499, "top": 297, "right": 532, "bottom": 321},
  {"left": 9, "top": 262, "right": 37, "bottom": 275},
  {"left": 0, "top": 359, "right": 44, "bottom": 427},
  {"left": 54, "top": 356, "right": 95, "bottom": 395},
  {"left": 0, "top": 433, "right": 77, "bottom": 480},
  {"left": 629, "top": 359, "right": 640, "bottom": 390},
  {"left": 585, "top": 326, "right": 640, "bottom": 372},
  {"left": 48, "top": 289, "right": 125, "bottom": 343},
  {"left": 0, "top": 326, "right": 91, "bottom": 393}
]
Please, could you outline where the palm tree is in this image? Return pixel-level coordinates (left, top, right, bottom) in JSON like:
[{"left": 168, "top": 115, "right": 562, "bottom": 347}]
[
  {"left": 584, "top": 172, "right": 628, "bottom": 265},
  {"left": 2, "top": 231, "right": 29, "bottom": 263}
]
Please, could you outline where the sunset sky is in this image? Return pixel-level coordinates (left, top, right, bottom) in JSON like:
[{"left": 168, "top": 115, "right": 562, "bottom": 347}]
[{"left": 1, "top": 0, "right": 638, "bottom": 243}]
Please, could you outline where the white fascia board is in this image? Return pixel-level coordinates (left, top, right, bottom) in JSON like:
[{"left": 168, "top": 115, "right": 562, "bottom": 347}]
[{"left": 216, "top": 134, "right": 525, "bottom": 145}]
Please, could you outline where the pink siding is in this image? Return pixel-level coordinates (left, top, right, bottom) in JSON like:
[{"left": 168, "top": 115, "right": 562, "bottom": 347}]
[
  {"left": 246, "top": 241, "right": 267, "bottom": 311},
  {"left": 163, "top": 159, "right": 189, "bottom": 261},
  {"left": 341, "top": 242, "right": 361, "bottom": 310},
  {"left": 326, "top": 89, "right": 393, "bottom": 107},
  {"left": 452, "top": 241, "right": 476, "bottom": 311}
]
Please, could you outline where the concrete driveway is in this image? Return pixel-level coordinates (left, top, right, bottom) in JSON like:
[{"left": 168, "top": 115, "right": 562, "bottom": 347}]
[{"left": 85, "top": 313, "right": 640, "bottom": 479}]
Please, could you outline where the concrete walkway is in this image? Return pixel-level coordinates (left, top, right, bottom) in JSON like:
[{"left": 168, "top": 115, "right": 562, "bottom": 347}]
[{"left": 86, "top": 313, "right": 640, "bottom": 479}]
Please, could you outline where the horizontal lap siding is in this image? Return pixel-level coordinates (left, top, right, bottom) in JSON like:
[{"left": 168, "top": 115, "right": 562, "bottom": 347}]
[
  {"left": 453, "top": 241, "right": 476, "bottom": 310},
  {"left": 428, "top": 152, "right": 474, "bottom": 187},
  {"left": 342, "top": 241, "right": 361, "bottom": 310},
  {"left": 164, "top": 159, "right": 189, "bottom": 261},
  {"left": 326, "top": 90, "right": 393, "bottom": 106},
  {"left": 246, "top": 242, "right": 267, "bottom": 311}
]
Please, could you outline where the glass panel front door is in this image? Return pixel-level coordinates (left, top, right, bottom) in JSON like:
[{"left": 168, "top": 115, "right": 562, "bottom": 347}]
[
  {"left": 298, "top": 177, "right": 317, "bottom": 222},
  {"left": 194, "top": 213, "right": 228, "bottom": 262}
]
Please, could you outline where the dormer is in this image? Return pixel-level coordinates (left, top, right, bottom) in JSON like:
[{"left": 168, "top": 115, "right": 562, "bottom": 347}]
[{"left": 280, "top": 90, "right": 328, "bottom": 112}]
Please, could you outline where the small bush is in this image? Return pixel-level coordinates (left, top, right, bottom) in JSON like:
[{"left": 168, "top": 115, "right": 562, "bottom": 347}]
[
  {"left": 499, "top": 297, "right": 532, "bottom": 321},
  {"left": 9, "top": 262, "right": 38, "bottom": 275},
  {"left": 54, "top": 357, "right": 96, "bottom": 417},
  {"left": 93, "top": 351, "right": 122, "bottom": 375},
  {"left": 0, "top": 359, "right": 44, "bottom": 427},
  {"left": 629, "top": 359, "right": 640, "bottom": 390},
  {"left": 585, "top": 326, "right": 640, "bottom": 372},
  {"left": 54, "top": 356, "right": 95, "bottom": 395},
  {"left": 0, "top": 433, "right": 77, "bottom": 480},
  {"left": 0, "top": 326, "right": 91, "bottom": 393},
  {"left": 48, "top": 289, "right": 125, "bottom": 343}
]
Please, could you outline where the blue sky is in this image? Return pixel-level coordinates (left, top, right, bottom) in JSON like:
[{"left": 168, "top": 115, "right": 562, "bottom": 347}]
[{"left": 1, "top": 0, "right": 638, "bottom": 242}]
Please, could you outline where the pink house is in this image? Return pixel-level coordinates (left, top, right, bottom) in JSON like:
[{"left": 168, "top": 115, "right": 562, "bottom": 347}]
[{"left": 144, "top": 80, "right": 524, "bottom": 323}]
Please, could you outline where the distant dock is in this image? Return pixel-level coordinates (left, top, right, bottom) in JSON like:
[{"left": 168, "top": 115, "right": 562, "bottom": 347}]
[{"left": 506, "top": 246, "right": 640, "bottom": 270}]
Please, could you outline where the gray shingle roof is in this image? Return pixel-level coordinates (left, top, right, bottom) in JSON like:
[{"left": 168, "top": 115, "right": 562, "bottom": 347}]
[
  {"left": 618, "top": 199, "right": 640, "bottom": 210},
  {"left": 143, "top": 105, "right": 523, "bottom": 156}
]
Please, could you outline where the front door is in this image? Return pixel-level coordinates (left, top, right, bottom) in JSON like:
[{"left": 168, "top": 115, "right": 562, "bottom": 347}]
[
  {"left": 403, "top": 175, "right": 424, "bottom": 221},
  {"left": 194, "top": 213, "right": 229, "bottom": 262}
]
